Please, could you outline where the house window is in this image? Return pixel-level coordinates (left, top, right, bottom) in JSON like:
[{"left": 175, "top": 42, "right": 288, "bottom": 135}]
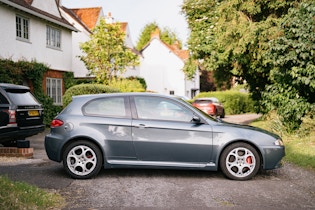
[
  {"left": 16, "top": 15, "right": 29, "bottom": 41},
  {"left": 46, "top": 26, "right": 61, "bottom": 49},
  {"left": 46, "top": 78, "right": 62, "bottom": 105}
]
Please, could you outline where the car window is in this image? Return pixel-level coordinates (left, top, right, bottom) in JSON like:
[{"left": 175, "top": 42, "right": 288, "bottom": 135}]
[
  {"left": 5, "top": 91, "right": 39, "bottom": 105},
  {"left": 0, "top": 93, "right": 9, "bottom": 104},
  {"left": 134, "top": 96, "right": 193, "bottom": 122},
  {"left": 84, "top": 97, "right": 128, "bottom": 118}
]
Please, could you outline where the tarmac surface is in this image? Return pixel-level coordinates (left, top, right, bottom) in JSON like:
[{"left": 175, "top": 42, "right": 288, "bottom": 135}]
[{"left": 0, "top": 113, "right": 314, "bottom": 209}]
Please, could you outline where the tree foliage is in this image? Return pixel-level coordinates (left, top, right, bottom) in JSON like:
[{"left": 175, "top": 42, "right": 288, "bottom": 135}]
[
  {"left": 262, "top": 2, "right": 315, "bottom": 131},
  {"left": 182, "top": 0, "right": 295, "bottom": 101},
  {"left": 80, "top": 18, "right": 139, "bottom": 84},
  {"left": 182, "top": 0, "right": 315, "bottom": 130},
  {"left": 136, "top": 22, "right": 182, "bottom": 51}
]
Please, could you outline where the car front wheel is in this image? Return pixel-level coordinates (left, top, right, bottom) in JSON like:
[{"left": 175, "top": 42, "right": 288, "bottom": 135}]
[
  {"left": 220, "top": 143, "right": 260, "bottom": 181},
  {"left": 63, "top": 140, "right": 103, "bottom": 179}
]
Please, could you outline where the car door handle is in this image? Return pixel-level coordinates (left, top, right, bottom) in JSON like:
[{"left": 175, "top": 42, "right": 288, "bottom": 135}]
[{"left": 135, "top": 124, "right": 147, "bottom": 129}]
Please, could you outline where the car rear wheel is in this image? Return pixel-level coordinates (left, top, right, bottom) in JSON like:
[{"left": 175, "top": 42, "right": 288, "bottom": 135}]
[
  {"left": 220, "top": 143, "right": 260, "bottom": 181},
  {"left": 220, "top": 109, "right": 225, "bottom": 118},
  {"left": 63, "top": 140, "right": 103, "bottom": 179}
]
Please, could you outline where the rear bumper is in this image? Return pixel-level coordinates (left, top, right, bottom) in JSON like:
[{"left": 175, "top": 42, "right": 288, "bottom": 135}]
[
  {"left": 45, "top": 133, "right": 65, "bottom": 162},
  {"left": 0, "top": 125, "right": 45, "bottom": 143}
]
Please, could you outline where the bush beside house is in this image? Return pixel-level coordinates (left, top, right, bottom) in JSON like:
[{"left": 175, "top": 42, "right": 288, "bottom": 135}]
[{"left": 62, "top": 84, "right": 120, "bottom": 107}]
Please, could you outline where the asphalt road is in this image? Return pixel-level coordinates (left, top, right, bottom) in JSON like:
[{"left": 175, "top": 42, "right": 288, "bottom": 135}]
[{"left": 0, "top": 114, "right": 314, "bottom": 209}]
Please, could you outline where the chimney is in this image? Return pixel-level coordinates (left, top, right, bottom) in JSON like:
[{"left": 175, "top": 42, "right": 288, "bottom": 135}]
[
  {"left": 150, "top": 28, "right": 160, "bottom": 39},
  {"left": 172, "top": 40, "right": 180, "bottom": 50},
  {"left": 105, "top": 12, "right": 114, "bottom": 23}
]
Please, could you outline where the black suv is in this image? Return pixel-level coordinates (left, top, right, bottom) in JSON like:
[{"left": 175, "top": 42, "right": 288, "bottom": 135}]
[{"left": 0, "top": 83, "right": 45, "bottom": 146}]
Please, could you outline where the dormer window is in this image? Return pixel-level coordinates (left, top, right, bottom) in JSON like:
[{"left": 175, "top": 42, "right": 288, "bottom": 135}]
[
  {"left": 46, "top": 25, "right": 61, "bottom": 49},
  {"left": 16, "top": 15, "right": 29, "bottom": 41}
]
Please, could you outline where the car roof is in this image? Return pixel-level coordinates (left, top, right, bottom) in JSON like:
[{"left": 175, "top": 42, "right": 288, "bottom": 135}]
[
  {"left": 72, "top": 92, "right": 181, "bottom": 100},
  {"left": 193, "top": 97, "right": 218, "bottom": 101},
  {"left": 0, "top": 83, "right": 30, "bottom": 90}
]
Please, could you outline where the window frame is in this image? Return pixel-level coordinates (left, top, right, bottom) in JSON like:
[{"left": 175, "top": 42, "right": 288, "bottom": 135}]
[
  {"left": 46, "top": 25, "right": 61, "bottom": 49},
  {"left": 16, "top": 15, "right": 30, "bottom": 41},
  {"left": 46, "top": 77, "right": 62, "bottom": 105},
  {"left": 83, "top": 96, "right": 131, "bottom": 119},
  {"left": 132, "top": 96, "right": 193, "bottom": 122}
]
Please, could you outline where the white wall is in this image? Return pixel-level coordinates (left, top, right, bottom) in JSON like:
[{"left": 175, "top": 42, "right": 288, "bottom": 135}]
[
  {"left": 0, "top": 5, "right": 72, "bottom": 71},
  {"left": 60, "top": 8, "right": 91, "bottom": 77},
  {"left": 140, "top": 38, "right": 196, "bottom": 98},
  {"left": 31, "top": 0, "right": 61, "bottom": 18}
]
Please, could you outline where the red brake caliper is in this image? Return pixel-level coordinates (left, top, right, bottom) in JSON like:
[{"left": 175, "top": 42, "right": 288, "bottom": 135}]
[{"left": 246, "top": 156, "right": 252, "bottom": 164}]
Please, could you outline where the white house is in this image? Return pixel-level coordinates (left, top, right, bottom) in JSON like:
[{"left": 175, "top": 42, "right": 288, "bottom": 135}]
[
  {"left": 0, "top": 0, "right": 77, "bottom": 105},
  {"left": 139, "top": 30, "right": 199, "bottom": 99}
]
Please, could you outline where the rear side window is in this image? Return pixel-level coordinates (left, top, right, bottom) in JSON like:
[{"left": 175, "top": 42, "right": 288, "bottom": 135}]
[
  {"left": 83, "top": 97, "right": 129, "bottom": 118},
  {"left": 5, "top": 89, "right": 39, "bottom": 105},
  {"left": 0, "top": 93, "right": 9, "bottom": 104}
]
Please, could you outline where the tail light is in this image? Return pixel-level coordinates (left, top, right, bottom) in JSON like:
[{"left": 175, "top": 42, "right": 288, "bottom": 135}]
[
  {"left": 209, "top": 104, "right": 216, "bottom": 114},
  {"left": 51, "top": 119, "right": 64, "bottom": 128},
  {"left": 7, "top": 110, "right": 16, "bottom": 124}
]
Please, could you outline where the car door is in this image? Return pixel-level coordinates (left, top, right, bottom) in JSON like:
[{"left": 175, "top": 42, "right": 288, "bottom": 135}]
[{"left": 131, "top": 96, "right": 213, "bottom": 166}]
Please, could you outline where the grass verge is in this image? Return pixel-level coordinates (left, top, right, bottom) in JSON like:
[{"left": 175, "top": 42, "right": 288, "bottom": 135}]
[
  {"left": 0, "top": 176, "right": 65, "bottom": 210},
  {"left": 251, "top": 115, "right": 315, "bottom": 171}
]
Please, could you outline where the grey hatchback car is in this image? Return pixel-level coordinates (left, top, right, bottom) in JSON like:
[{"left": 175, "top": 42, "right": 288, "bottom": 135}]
[{"left": 45, "top": 93, "right": 285, "bottom": 181}]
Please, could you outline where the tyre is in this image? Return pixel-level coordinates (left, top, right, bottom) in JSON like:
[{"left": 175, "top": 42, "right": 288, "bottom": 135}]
[
  {"left": 220, "top": 142, "right": 260, "bottom": 181},
  {"left": 63, "top": 140, "right": 103, "bottom": 179},
  {"left": 220, "top": 109, "right": 225, "bottom": 118}
]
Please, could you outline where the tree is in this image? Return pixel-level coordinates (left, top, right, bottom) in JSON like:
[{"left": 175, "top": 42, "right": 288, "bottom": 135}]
[
  {"left": 262, "top": 2, "right": 315, "bottom": 130},
  {"left": 80, "top": 18, "right": 139, "bottom": 84},
  {"left": 136, "top": 22, "right": 182, "bottom": 51},
  {"left": 182, "top": 0, "right": 295, "bottom": 101}
]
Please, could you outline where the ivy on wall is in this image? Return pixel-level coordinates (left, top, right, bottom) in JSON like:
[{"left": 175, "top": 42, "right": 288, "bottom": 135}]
[{"left": 0, "top": 58, "right": 74, "bottom": 125}]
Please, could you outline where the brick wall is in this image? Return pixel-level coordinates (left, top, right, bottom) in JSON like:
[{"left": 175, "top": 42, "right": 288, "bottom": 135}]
[{"left": 0, "top": 147, "right": 33, "bottom": 158}]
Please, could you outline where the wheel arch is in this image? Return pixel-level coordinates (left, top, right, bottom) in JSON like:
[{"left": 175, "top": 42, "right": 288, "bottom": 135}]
[
  {"left": 217, "top": 140, "right": 264, "bottom": 170},
  {"left": 61, "top": 136, "right": 105, "bottom": 165}
]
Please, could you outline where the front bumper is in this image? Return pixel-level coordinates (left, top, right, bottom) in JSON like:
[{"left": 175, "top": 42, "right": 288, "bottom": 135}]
[{"left": 261, "top": 145, "right": 285, "bottom": 170}]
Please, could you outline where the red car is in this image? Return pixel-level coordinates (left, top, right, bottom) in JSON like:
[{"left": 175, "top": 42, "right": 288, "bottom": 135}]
[{"left": 192, "top": 97, "right": 225, "bottom": 118}]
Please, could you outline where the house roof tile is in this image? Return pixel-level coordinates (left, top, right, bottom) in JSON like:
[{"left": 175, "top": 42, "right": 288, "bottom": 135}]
[
  {"left": 70, "top": 7, "right": 102, "bottom": 30},
  {"left": 61, "top": 6, "right": 92, "bottom": 33}
]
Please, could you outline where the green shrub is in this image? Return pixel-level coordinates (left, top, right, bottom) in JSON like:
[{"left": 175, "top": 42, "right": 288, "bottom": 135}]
[
  {"left": 195, "top": 91, "right": 255, "bottom": 115},
  {"left": 108, "top": 77, "right": 146, "bottom": 93},
  {"left": 63, "top": 84, "right": 120, "bottom": 107}
]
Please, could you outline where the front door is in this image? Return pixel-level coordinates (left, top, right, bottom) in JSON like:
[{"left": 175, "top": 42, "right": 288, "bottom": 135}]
[{"left": 131, "top": 96, "right": 213, "bottom": 166}]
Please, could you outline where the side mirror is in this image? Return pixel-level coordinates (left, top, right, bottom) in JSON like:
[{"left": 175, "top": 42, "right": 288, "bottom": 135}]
[{"left": 191, "top": 115, "right": 201, "bottom": 124}]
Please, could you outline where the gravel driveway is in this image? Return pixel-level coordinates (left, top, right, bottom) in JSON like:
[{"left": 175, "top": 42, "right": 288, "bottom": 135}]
[{"left": 0, "top": 114, "right": 314, "bottom": 209}]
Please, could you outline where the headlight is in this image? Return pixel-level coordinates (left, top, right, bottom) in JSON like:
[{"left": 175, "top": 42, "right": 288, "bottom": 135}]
[{"left": 274, "top": 139, "right": 284, "bottom": 146}]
